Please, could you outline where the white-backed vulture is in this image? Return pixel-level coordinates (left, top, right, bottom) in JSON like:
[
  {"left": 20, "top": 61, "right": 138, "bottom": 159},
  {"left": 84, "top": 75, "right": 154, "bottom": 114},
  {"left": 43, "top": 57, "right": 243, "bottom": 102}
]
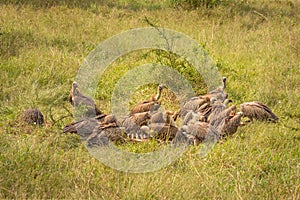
[
  {"left": 183, "top": 110, "right": 206, "bottom": 125},
  {"left": 130, "top": 101, "right": 161, "bottom": 115},
  {"left": 122, "top": 112, "right": 151, "bottom": 138},
  {"left": 195, "top": 102, "right": 213, "bottom": 122},
  {"left": 181, "top": 96, "right": 211, "bottom": 117},
  {"left": 69, "top": 81, "right": 102, "bottom": 117},
  {"left": 20, "top": 108, "right": 44, "bottom": 125},
  {"left": 218, "top": 112, "right": 243, "bottom": 137},
  {"left": 86, "top": 124, "right": 126, "bottom": 147},
  {"left": 181, "top": 122, "right": 219, "bottom": 146},
  {"left": 207, "top": 98, "right": 232, "bottom": 125},
  {"left": 140, "top": 123, "right": 179, "bottom": 141},
  {"left": 209, "top": 77, "right": 227, "bottom": 94},
  {"left": 148, "top": 84, "right": 166, "bottom": 101},
  {"left": 130, "top": 85, "right": 165, "bottom": 115},
  {"left": 149, "top": 110, "right": 178, "bottom": 125},
  {"left": 209, "top": 104, "right": 236, "bottom": 128},
  {"left": 208, "top": 77, "right": 228, "bottom": 101},
  {"left": 240, "top": 101, "right": 279, "bottom": 122},
  {"left": 62, "top": 118, "right": 99, "bottom": 139},
  {"left": 180, "top": 77, "right": 227, "bottom": 118}
]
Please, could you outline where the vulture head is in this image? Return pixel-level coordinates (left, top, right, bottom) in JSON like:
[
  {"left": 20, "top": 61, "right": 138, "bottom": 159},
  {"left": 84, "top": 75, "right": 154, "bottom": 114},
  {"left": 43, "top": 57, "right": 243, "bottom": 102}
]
[
  {"left": 222, "top": 76, "right": 227, "bottom": 89},
  {"left": 223, "top": 99, "right": 233, "bottom": 107},
  {"left": 210, "top": 97, "right": 218, "bottom": 104},
  {"left": 153, "top": 84, "right": 167, "bottom": 101},
  {"left": 158, "top": 84, "right": 166, "bottom": 91},
  {"left": 72, "top": 81, "right": 80, "bottom": 96},
  {"left": 237, "top": 111, "right": 243, "bottom": 117}
]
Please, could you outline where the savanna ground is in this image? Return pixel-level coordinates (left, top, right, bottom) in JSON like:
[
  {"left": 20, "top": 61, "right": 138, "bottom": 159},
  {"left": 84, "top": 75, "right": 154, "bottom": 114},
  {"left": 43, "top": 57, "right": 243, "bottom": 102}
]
[{"left": 1, "top": 0, "right": 300, "bottom": 199}]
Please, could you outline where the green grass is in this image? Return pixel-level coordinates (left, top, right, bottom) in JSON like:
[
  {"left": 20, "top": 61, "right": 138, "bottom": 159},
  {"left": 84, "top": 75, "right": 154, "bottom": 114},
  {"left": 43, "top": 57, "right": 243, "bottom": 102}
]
[{"left": 1, "top": 0, "right": 300, "bottom": 199}]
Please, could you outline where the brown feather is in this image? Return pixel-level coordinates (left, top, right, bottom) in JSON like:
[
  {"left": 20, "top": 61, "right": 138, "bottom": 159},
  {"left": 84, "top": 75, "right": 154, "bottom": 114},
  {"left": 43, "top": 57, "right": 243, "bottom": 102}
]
[
  {"left": 69, "top": 82, "right": 102, "bottom": 117},
  {"left": 122, "top": 112, "right": 151, "bottom": 135},
  {"left": 181, "top": 96, "right": 210, "bottom": 117},
  {"left": 147, "top": 123, "right": 179, "bottom": 141},
  {"left": 240, "top": 101, "right": 279, "bottom": 122},
  {"left": 218, "top": 112, "right": 243, "bottom": 137},
  {"left": 62, "top": 118, "right": 99, "bottom": 139},
  {"left": 87, "top": 125, "right": 126, "bottom": 147},
  {"left": 130, "top": 101, "right": 160, "bottom": 115}
]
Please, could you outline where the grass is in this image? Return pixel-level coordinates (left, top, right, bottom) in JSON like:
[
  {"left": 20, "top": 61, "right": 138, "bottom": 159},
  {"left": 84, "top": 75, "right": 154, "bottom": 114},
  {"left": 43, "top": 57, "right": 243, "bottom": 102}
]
[{"left": 1, "top": 0, "right": 300, "bottom": 199}]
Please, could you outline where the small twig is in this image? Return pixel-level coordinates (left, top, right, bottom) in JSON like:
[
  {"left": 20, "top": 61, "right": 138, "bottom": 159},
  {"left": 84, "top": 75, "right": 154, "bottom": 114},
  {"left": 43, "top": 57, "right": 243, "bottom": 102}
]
[
  {"left": 48, "top": 104, "right": 73, "bottom": 125},
  {"left": 144, "top": 16, "right": 177, "bottom": 67},
  {"left": 62, "top": 104, "right": 73, "bottom": 116},
  {"left": 253, "top": 10, "right": 269, "bottom": 22},
  {"left": 49, "top": 106, "right": 56, "bottom": 124},
  {"left": 52, "top": 115, "right": 72, "bottom": 125},
  {"left": 144, "top": 16, "right": 173, "bottom": 52}
]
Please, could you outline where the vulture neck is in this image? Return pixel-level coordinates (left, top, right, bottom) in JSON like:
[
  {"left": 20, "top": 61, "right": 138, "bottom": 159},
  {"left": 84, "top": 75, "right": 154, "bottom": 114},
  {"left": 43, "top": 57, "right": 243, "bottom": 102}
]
[
  {"left": 222, "top": 79, "right": 226, "bottom": 90},
  {"left": 154, "top": 87, "right": 162, "bottom": 101},
  {"left": 231, "top": 114, "right": 242, "bottom": 125},
  {"left": 223, "top": 99, "right": 231, "bottom": 107},
  {"left": 73, "top": 87, "right": 80, "bottom": 96}
]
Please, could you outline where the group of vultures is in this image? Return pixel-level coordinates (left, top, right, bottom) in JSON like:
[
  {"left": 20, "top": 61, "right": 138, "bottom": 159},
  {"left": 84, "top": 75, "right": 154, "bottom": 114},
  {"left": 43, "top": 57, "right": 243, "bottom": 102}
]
[{"left": 20, "top": 77, "right": 279, "bottom": 147}]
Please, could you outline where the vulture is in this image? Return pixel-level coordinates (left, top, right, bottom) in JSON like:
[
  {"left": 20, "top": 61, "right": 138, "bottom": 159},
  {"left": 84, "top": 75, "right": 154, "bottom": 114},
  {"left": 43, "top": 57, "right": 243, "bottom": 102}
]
[
  {"left": 194, "top": 101, "right": 213, "bottom": 122},
  {"left": 148, "top": 111, "right": 165, "bottom": 124},
  {"left": 69, "top": 81, "right": 102, "bottom": 117},
  {"left": 149, "top": 110, "right": 178, "bottom": 125},
  {"left": 207, "top": 98, "right": 232, "bottom": 125},
  {"left": 208, "top": 76, "right": 228, "bottom": 102},
  {"left": 130, "top": 101, "right": 161, "bottom": 115},
  {"left": 182, "top": 122, "right": 209, "bottom": 144},
  {"left": 149, "top": 84, "right": 167, "bottom": 101},
  {"left": 180, "top": 77, "right": 228, "bottom": 118},
  {"left": 130, "top": 84, "right": 166, "bottom": 115},
  {"left": 217, "top": 112, "right": 243, "bottom": 137},
  {"left": 122, "top": 112, "right": 151, "bottom": 127},
  {"left": 164, "top": 110, "right": 180, "bottom": 125},
  {"left": 209, "top": 77, "right": 227, "bottom": 94},
  {"left": 181, "top": 122, "right": 219, "bottom": 146},
  {"left": 240, "top": 101, "right": 279, "bottom": 122},
  {"left": 122, "top": 112, "right": 151, "bottom": 138},
  {"left": 140, "top": 123, "right": 179, "bottom": 141},
  {"left": 182, "top": 110, "right": 206, "bottom": 125},
  {"left": 181, "top": 96, "right": 211, "bottom": 117},
  {"left": 172, "top": 128, "right": 196, "bottom": 146},
  {"left": 209, "top": 104, "right": 236, "bottom": 128},
  {"left": 62, "top": 118, "right": 99, "bottom": 140},
  {"left": 96, "top": 114, "right": 120, "bottom": 127},
  {"left": 20, "top": 108, "right": 44, "bottom": 125},
  {"left": 131, "top": 109, "right": 180, "bottom": 141},
  {"left": 86, "top": 126, "right": 108, "bottom": 147},
  {"left": 87, "top": 124, "right": 126, "bottom": 147},
  {"left": 63, "top": 112, "right": 124, "bottom": 144}
]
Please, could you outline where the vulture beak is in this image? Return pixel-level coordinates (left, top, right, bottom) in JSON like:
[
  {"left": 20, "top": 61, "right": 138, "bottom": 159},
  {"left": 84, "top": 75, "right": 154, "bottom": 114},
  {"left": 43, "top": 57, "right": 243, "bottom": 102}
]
[
  {"left": 159, "top": 84, "right": 166, "bottom": 90},
  {"left": 72, "top": 81, "right": 78, "bottom": 88}
]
